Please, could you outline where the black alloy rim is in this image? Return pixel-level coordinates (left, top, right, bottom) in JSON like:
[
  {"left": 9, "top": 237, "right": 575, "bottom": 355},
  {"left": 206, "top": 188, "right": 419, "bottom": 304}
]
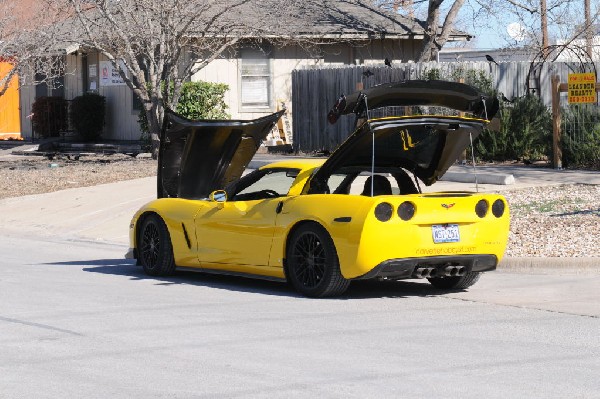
[
  {"left": 141, "top": 222, "right": 160, "bottom": 268},
  {"left": 292, "top": 232, "right": 326, "bottom": 288}
]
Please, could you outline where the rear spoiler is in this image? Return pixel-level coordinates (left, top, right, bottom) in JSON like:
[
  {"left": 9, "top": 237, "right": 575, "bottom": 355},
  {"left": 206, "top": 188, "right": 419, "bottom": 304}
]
[{"left": 327, "top": 80, "right": 499, "bottom": 123}]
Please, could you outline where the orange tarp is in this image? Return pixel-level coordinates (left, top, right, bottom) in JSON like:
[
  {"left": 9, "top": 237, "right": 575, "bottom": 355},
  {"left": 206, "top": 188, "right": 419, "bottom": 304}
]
[{"left": 0, "top": 61, "right": 22, "bottom": 139}]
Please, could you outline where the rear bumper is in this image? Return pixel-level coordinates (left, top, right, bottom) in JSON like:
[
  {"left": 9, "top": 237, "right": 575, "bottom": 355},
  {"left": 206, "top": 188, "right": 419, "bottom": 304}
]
[{"left": 356, "top": 254, "right": 497, "bottom": 280}]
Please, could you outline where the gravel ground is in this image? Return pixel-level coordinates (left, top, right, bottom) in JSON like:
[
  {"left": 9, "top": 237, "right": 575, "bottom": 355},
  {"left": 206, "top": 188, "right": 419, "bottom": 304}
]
[
  {"left": 0, "top": 154, "right": 157, "bottom": 199},
  {"left": 501, "top": 184, "right": 599, "bottom": 258},
  {"left": 1, "top": 155, "right": 598, "bottom": 257}
]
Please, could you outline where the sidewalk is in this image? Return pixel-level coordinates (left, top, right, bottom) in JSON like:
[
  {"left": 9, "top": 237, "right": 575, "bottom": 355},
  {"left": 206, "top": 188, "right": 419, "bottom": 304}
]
[
  {"left": 1, "top": 158, "right": 599, "bottom": 272},
  {"left": 0, "top": 177, "right": 155, "bottom": 245}
]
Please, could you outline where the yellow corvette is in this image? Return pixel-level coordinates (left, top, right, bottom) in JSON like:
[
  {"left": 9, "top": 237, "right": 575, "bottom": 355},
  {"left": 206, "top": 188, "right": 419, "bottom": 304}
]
[{"left": 128, "top": 80, "right": 509, "bottom": 297}]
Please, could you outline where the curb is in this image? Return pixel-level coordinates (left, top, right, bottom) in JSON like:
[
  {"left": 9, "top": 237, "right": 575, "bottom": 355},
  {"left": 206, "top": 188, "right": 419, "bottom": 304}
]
[
  {"left": 441, "top": 171, "right": 515, "bottom": 185},
  {"left": 498, "top": 257, "right": 600, "bottom": 273}
]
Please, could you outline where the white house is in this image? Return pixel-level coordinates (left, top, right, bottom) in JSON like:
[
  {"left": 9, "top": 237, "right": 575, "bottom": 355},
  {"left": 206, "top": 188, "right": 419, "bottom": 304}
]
[{"left": 19, "top": 3, "right": 473, "bottom": 141}]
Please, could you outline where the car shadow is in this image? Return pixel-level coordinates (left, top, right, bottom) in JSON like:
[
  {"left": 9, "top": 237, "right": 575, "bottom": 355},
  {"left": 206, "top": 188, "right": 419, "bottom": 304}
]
[{"left": 45, "top": 259, "right": 462, "bottom": 299}]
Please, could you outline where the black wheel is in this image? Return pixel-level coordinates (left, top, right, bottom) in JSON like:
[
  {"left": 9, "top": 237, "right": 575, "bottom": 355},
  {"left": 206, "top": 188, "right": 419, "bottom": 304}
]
[
  {"left": 138, "top": 214, "right": 176, "bottom": 277},
  {"left": 428, "top": 272, "right": 481, "bottom": 289},
  {"left": 286, "top": 223, "right": 350, "bottom": 297}
]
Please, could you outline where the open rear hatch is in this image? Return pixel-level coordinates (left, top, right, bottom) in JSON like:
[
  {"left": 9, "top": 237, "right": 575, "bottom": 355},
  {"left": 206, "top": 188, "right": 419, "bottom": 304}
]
[
  {"left": 313, "top": 80, "right": 499, "bottom": 189},
  {"left": 312, "top": 116, "right": 489, "bottom": 187}
]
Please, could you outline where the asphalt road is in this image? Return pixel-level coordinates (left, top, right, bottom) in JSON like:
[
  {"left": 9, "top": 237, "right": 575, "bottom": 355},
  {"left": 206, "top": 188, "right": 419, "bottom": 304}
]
[{"left": 2, "top": 234, "right": 599, "bottom": 398}]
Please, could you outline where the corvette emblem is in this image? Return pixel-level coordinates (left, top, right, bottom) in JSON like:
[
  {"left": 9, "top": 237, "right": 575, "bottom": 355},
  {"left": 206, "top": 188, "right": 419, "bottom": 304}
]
[{"left": 441, "top": 203, "right": 456, "bottom": 209}]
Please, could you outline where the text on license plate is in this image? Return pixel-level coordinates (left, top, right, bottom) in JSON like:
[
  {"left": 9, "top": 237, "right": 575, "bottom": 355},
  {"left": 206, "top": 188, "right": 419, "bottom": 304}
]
[{"left": 432, "top": 224, "right": 460, "bottom": 243}]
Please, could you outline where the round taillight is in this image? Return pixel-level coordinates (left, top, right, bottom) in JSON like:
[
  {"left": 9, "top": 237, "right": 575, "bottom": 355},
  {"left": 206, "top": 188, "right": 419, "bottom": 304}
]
[
  {"left": 475, "top": 199, "right": 489, "bottom": 218},
  {"left": 375, "top": 202, "right": 393, "bottom": 222},
  {"left": 398, "top": 201, "right": 416, "bottom": 221},
  {"left": 492, "top": 199, "right": 505, "bottom": 218}
]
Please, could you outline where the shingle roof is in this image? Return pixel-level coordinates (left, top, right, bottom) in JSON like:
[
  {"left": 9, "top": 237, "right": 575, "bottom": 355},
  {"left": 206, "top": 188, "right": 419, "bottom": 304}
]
[
  {"left": 300, "top": 1, "right": 434, "bottom": 39},
  {"left": 52, "top": 0, "right": 472, "bottom": 48},
  {"left": 213, "top": 0, "right": 471, "bottom": 41}
]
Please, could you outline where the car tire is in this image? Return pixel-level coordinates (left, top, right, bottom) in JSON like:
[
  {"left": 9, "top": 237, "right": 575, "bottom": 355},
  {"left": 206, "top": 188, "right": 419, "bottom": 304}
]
[
  {"left": 138, "top": 214, "right": 176, "bottom": 277},
  {"left": 286, "top": 223, "right": 350, "bottom": 298},
  {"left": 427, "top": 272, "right": 481, "bottom": 289}
]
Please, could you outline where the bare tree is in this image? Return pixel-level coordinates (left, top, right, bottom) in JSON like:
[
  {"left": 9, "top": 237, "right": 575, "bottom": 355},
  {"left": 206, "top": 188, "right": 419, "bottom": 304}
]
[
  {"left": 0, "top": 7, "right": 19, "bottom": 98},
  {"left": 0, "top": 1, "right": 66, "bottom": 98},
  {"left": 377, "top": 0, "right": 599, "bottom": 61},
  {"left": 52, "top": 0, "right": 327, "bottom": 158},
  {"left": 419, "top": 0, "right": 466, "bottom": 61},
  {"left": 473, "top": 0, "right": 599, "bottom": 57},
  {"left": 376, "top": 0, "right": 469, "bottom": 61}
]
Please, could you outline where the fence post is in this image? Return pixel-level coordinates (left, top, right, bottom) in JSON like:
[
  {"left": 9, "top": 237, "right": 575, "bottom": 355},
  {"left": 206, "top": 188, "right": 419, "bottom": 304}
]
[{"left": 551, "top": 75, "right": 562, "bottom": 169}]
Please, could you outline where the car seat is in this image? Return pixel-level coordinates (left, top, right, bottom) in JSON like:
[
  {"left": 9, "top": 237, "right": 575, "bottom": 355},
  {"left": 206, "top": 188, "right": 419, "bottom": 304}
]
[{"left": 361, "top": 175, "right": 392, "bottom": 196}]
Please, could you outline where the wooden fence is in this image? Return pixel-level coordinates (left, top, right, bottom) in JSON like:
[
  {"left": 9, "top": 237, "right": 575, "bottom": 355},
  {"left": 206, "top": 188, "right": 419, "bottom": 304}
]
[{"left": 291, "top": 61, "right": 600, "bottom": 153}]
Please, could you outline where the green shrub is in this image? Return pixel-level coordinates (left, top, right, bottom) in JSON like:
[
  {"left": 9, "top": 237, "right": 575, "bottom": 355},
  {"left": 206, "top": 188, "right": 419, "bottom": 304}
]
[
  {"left": 475, "top": 104, "right": 513, "bottom": 161},
  {"left": 418, "top": 67, "right": 494, "bottom": 95},
  {"left": 70, "top": 93, "right": 106, "bottom": 141},
  {"left": 176, "top": 81, "right": 230, "bottom": 120},
  {"left": 137, "top": 81, "right": 230, "bottom": 138},
  {"left": 561, "top": 105, "right": 600, "bottom": 169},
  {"left": 31, "top": 96, "right": 68, "bottom": 138},
  {"left": 451, "top": 68, "right": 494, "bottom": 95},
  {"left": 421, "top": 68, "right": 441, "bottom": 81},
  {"left": 476, "top": 95, "right": 552, "bottom": 162},
  {"left": 416, "top": 68, "right": 552, "bottom": 162}
]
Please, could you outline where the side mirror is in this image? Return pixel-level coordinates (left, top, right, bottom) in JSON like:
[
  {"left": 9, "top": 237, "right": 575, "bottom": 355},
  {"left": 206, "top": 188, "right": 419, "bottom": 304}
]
[{"left": 209, "top": 190, "right": 228, "bottom": 203}]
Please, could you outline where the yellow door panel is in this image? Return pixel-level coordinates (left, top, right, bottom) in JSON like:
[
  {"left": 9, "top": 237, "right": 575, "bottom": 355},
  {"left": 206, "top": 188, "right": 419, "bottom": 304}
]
[{"left": 194, "top": 199, "right": 281, "bottom": 266}]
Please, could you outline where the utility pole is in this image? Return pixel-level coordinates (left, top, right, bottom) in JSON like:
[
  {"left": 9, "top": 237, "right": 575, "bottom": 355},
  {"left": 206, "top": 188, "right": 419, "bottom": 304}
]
[
  {"left": 584, "top": 0, "right": 592, "bottom": 59},
  {"left": 541, "top": 0, "right": 549, "bottom": 57}
]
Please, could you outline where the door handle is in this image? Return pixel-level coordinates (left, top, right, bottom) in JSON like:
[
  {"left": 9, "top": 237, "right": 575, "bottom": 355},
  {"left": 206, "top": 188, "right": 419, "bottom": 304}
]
[{"left": 276, "top": 201, "right": 284, "bottom": 214}]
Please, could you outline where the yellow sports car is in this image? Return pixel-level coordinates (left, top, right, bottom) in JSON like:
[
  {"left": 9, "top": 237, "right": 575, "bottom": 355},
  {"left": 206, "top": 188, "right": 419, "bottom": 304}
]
[{"left": 127, "top": 80, "right": 509, "bottom": 297}]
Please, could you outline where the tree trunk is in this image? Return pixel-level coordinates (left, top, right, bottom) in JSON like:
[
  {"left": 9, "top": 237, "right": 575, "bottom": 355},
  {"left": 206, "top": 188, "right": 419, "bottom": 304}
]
[
  {"left": 418, "top": 0, "right": 443, "bottom": 62},
  {"left": 417, "top": 0, "right": 465, "bottom": 62},
  {"left": 145, "top": 104, "right": 162, "bottom": 160}
]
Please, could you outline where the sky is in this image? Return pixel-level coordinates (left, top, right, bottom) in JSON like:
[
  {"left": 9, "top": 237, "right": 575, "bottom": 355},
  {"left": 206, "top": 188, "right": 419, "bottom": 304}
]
[
  {"left": 468, "top": 24, "right": 525, "bottom": 50},
  {"left": 437, "top": 0, "right": 597, "bottom": 50},
  {"left": 456, "top": 1, "right": 534, "bottom": 50}
]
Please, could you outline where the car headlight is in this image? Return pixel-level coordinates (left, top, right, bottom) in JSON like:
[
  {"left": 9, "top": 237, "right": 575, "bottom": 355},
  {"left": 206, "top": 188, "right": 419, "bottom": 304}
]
[
  {"left": 492, "top": 199, "right": 506, "bottom": 218},
  {"left": 475, "top": 199, "right": 489, "bottom": 218},
  {"left": 375, "top": 202, "right": 393, "bottom": 222},
  {"left": 398, "top": 201, "right": 416, "bottom": 221}
]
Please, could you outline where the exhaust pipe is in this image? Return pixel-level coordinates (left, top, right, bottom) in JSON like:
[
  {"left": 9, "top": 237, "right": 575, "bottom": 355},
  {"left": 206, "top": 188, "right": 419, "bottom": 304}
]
[
  {"left": 415, "top": 267, "right": 438, "bottom": 278},
  {"left": 415, "top": 267, "right": 427, "bottom": 278},
  {"left": 416, "top": 266, "right": 467, "bottom": 279}
]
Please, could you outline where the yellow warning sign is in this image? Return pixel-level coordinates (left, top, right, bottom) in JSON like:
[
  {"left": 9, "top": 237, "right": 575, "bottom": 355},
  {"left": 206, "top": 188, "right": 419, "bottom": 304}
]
[{"left": 568, "top": 73, "right": 597, "bottom": 104}]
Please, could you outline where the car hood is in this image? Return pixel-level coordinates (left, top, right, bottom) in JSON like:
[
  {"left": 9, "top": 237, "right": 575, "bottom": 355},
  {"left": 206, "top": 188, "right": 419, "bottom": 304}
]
[
  {"left": 311, "top": 116, "right": 488, "bottom": 187},
  {"left": 158, "top": 110, "right": 284, "bottom": 199}
]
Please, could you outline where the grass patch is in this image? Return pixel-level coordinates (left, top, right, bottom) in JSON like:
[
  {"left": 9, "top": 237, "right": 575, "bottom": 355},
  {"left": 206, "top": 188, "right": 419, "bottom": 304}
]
[{"left": 512, "top": 197, "right": 586, "bottom": 214}]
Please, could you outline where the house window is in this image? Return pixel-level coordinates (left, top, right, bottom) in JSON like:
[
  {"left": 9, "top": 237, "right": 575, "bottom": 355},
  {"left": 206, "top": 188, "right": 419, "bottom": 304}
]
[{"left": 240, "top": 49, "right": 271, "bottom": 109}]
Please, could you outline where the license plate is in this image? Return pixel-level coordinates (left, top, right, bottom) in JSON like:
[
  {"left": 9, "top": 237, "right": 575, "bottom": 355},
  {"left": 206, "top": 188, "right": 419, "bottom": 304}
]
[{"left": 432, "top": 224, "right": 460, "bottom": 243}]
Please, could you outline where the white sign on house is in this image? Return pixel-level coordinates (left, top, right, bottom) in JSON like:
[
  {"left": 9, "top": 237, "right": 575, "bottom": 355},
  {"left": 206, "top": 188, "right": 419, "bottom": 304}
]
[{"left": 99, "top": 61, "right": 128, "bottom": 86}]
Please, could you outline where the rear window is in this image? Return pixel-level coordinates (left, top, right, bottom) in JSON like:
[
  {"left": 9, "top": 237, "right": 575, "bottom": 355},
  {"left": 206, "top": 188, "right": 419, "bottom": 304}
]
[{"left": 369, "top": 123, "right": 446, "bottom": 171}]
